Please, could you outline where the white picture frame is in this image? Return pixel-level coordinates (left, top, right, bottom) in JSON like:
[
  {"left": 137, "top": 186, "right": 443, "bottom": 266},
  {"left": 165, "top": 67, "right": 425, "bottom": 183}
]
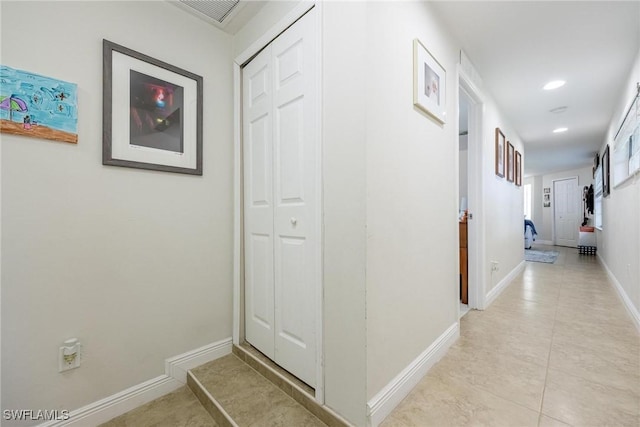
[{"left": 413, "top": 39, "right": 446, "bottom": 124}]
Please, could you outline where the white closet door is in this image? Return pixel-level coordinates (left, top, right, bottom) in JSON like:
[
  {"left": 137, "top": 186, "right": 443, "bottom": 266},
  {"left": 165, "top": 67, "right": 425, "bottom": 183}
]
[
  {"left": 243, "top": 45, "right": 275, "bottom": 359},
  {"left": 243, "top": 8, "right": 317, "bottom": 388},
  {"left": 554, "top": 177, "right": 579, "bottom": 247},
  {"left": 272, "top": 9, "right": 317, "bottom": 387}
]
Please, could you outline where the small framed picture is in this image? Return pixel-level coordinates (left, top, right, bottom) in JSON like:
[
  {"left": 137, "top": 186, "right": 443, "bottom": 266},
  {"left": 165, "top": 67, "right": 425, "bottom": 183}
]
[
  {"left": 544, "top": 202, "right": 551, "bottom": 208},
  {"left": 544, "top": 194, "right": 550, "bottom": 202},
  {"left": 413, "top": 39, "right": 446, "bottom": 124},
  {"left": 506, "top": 141, "right": 515, "bottom": 182},
  {"left": 515, "top": 150, "right": 522, "bottom": 186},
  {"left": 544, "top": 187, "right": 550, "bottom": 194},
  {"left": 103, "top": 39, "right": 203, "bottom": 175},
  {"left": 495, "top": 128, "right": 505, "bottom": 178}
]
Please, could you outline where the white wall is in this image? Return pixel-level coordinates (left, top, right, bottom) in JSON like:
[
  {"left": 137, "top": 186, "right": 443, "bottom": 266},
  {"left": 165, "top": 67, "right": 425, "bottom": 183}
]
[
  {"left": 532, "top": 166, "right": 593, "bottom": 242},
  {"left": 1, "top": 1, "right": 233, "bottom": 422},
  {"left": 599, "top": 48, "right": 640, "bottom": 318},
  {"left": 363, "top": 1, "right": 459, "bottom": 399},
  {"left": 362, "top": 1, "right": 525, "bottom": 401},
  {"left": 480, "top": 101, "right": 525, "bottom": 296},
  {"left": 321, "top": 2, "right": 369, "bottom": 424}
]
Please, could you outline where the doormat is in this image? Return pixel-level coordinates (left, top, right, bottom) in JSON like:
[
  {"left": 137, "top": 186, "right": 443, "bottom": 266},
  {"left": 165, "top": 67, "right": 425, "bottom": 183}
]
[{"left": 524, "top": 249, "right": 559, "bottom": 264}]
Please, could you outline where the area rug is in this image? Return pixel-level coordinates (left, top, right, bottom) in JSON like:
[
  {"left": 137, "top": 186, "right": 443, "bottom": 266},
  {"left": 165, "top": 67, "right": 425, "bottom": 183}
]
[{"left": 524, "top": 249, "right": 559, "bottom": 264}]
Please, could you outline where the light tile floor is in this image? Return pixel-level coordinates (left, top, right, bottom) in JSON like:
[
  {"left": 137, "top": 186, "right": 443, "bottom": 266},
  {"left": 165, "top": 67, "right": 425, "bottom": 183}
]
[
  {"left": 382, "top": 245, "right": 640, "bottom": 427},
  {"left": 100, "top": 386, "right": 217, "bottom": 427}
]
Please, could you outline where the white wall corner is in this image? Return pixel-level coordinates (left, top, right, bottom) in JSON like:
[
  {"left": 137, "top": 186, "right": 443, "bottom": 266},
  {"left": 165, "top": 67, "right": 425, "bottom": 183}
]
[
  {"left": 598, "top": 255, "right": 640, "bottom": 332},
  {"left": 366, "top": 323, "right": 459, "bottom": 427},
  {"left": 38, "top": 338, "right": 232, "bottom": 427},
  {"left": 165, "top": 338, "right": 233, "bottom": 383},
  {"left": 485, "top": 261, "right": 525, "bottom": 308}
]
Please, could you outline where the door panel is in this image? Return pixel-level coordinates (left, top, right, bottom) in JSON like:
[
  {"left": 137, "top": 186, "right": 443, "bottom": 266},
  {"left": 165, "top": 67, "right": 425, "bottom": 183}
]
[
  {"left": 276, "top": 98, "right": 305, "bottom": 203},
  {"left": 554, "top": 178, "right": 579, "bottom": 247},
  {"left": 243, "top": 45, "right": 275, "bottom": 359},
  {"left": 272, "top": 9, "right": 317, "bottom": 387},
  {"left": 243, "top": 9, "right": 317, "bottom": 388}
]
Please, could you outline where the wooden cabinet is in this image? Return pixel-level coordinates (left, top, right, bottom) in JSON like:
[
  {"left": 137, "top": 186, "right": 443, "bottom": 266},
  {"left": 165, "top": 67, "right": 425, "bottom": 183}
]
[{"left": 459, "top": 220, "right": 468, "bottom": 304}]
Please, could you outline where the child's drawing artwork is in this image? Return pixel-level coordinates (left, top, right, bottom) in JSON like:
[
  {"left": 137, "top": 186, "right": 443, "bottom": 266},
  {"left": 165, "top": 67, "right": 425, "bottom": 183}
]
[{"left": 0, "top": 65, "right": 78, "bottom": 144}]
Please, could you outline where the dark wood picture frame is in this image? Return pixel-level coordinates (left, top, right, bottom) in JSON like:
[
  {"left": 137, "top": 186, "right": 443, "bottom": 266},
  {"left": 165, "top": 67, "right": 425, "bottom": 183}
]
[
  {"left": 602, "top": 144, "right": 610, "bottom": 197},
  {"left": 506, "top": 141, "right": 515, "bottom": 182},
  {"left": 495, "top": 127, "right": 505, "bottom": 177},
  {"left": 515, "top": 150, "right": 522, "bottom": 186},
  {"left": 103, "top": 39, "right": 203, "bottom": 175}
]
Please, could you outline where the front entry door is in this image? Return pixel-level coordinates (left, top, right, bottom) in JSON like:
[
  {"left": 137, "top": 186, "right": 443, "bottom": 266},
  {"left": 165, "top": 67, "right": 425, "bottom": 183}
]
[
  {"left": 242, "top": 8, "right": 318, "bottom": 388},
  {"left": 554, "top": 177, "right": 579, "bottom": 247}
]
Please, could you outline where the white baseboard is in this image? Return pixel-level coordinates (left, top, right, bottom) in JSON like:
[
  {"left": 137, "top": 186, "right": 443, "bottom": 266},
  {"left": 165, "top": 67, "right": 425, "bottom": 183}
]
[
  {"left": 366, "top": 323, "right": 459, "bottom": 427},
  {"left": 485, "top": 261, "right": 525, "bottom": 308},
  {"left": 534, "top": 239, "right": 553, "bottom": 246},
  {"left": 166, "top": 338, "right": 233, "bottom": 383},
  {"left": 598, "top": 255, "right": 640, "bottom": 332},
  {"left": 39, "top": 338, "right": 232, "bottom": 427}
]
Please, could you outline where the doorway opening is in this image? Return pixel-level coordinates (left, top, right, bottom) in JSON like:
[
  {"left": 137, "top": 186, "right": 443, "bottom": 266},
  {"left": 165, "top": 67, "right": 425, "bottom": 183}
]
[
  {"left": 458, "top": 91, "right": 471, "bottom": 317},
  {"left": 458, "top": 69, "right": 485, "bottom": 314}
]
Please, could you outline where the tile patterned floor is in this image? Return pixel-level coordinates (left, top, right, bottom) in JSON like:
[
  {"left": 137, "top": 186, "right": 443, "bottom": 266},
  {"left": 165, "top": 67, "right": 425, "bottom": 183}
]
[
  {"left": 382, "top": 245, "right": 640, "bottom": 427},
  {"left": 101, "top": 245, "right": 639, "bottom": 427},
  {"left": 100, "top": 386, "right": 217, "bottom": 427}
]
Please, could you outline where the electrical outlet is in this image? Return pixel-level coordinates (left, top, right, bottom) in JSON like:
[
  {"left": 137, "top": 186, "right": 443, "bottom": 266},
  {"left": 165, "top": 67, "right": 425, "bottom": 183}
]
[
  {"left": 59, "top": 339, "right": 81, "bottom": 372},
  {"left": 490, "top": 261, "right": 499, "bottom": 272}
]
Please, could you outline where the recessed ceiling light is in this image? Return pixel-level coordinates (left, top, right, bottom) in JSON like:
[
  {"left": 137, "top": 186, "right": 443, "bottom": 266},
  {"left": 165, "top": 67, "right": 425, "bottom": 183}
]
[
  {"left": 553, "top": 127, "right": 568, "bottom": 133},
  {"left": 549, "top": 106, "right": 568, "bottom": 114},
  {"left": 544, "top": 80, "right": 566, "bottom": 90}
]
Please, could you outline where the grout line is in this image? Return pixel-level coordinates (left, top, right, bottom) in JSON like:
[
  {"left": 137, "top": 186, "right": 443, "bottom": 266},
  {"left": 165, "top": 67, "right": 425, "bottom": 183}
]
[
  {"left": 187, "top": 371, "right": 240, "bottom": 427},
  {"left": 537, "top": 246, "right": 570, "bottom": 427}
]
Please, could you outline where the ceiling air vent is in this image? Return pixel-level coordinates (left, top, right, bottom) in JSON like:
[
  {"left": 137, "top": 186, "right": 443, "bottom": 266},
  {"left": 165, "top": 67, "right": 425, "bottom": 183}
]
[{"left": 179, "top": 0, "right": 240, "bottom": 24}]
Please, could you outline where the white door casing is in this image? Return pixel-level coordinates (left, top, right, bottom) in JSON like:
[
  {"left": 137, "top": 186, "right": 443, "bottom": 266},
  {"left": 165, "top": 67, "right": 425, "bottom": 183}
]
[
  {"left": 242, "top": 9, "right": 318, "bottom": 388},
  {"left": 554, "top": 177, "right": 579, "bottom": 247}
]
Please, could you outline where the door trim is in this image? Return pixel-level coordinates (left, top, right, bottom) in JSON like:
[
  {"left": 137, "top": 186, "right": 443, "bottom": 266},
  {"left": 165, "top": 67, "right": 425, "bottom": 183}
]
[
  {"left": 551, "top": 176, "right": 579, "bottom": 247},
  {"left": 458, "top": 66, "right": 486, "bottom": 311},
  {"left": 232, "top": 1, "right": 324, "bottom": 404}
]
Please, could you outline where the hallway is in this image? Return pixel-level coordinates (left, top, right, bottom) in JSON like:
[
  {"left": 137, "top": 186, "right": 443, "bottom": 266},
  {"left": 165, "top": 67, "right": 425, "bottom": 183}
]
[{"left": 382, "top": 245, "right": 640, "bottom": 426}]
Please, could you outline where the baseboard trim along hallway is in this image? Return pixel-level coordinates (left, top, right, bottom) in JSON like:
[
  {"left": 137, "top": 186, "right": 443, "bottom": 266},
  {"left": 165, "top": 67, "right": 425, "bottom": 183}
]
[
  {"left": 485, "top": 260, "right": 526, "bottom": 308},
  {"left": 366, "top": 322, "right": 459, "bottom": 427},
  {"left": 38, "top": 338, "right": 232, "bottom": 427},
  {"left": 598, "top": 254, "right": 640, "bottom": 332}
]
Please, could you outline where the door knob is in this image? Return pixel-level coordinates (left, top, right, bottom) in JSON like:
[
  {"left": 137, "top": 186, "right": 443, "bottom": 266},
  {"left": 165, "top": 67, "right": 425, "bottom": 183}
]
[{"left": 290, "top": 217, "right": 297, "bottom": 226}]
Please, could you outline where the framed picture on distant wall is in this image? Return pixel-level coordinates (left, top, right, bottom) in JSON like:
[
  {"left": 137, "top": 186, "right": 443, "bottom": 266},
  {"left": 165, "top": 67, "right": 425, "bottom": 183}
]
[
  {"left": 506, "top": 141, "right": 515, "bottom": 182},
  {"left": 515, "top": 150, "right": 522, "bottom": 186},
  {"left": 413, "top": 39, "right": 446, "bottom": 124},
  {"left": 602, "top": 144, "right": 611, "bottom": 196},
  {"left": 103, "top": 39, "right": 203, "bottom": 175},
  {"left": 495, "top": 127, "right": 505, "bottom": 177}
]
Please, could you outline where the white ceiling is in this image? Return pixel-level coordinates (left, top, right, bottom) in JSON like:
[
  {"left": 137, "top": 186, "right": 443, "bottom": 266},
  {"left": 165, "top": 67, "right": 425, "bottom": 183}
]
[
  {"left": 432, "top": 1, "right": 640, "bottom": 177},
  {"left": 180, "top": 1, "right": 639, "bottom": 178}
]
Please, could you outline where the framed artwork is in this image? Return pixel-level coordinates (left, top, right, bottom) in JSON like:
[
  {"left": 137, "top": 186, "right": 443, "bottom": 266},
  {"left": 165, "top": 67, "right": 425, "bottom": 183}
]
[
  {"left": 506, "top": 141, "right": 515, "bottom": 182},
  {"left": 515, "top": 150, "right": 522, "bottom": 186},
  {"left": 544, "top": 194, "right": 550, "bottom": 202},
  {"left": 544, "top": 187, "right": 550, "bottom": 194},
  {"left": 413, "top": 39, "right": 446, "bottom": 124},
  {"left": 544, "top": 202, "right": 551, "bottom": 208},
  {"left": 0, "top": 65, "right": 78, "bottom": 144},
  {"left": 103, "top": 39, "right": 203, "bottom": 175},
  {"left": 495, "top": 127, "right": 505, "bottom": 177},
  {"left": 602, "top": 144, "right": 610, "bottom": 197}
]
